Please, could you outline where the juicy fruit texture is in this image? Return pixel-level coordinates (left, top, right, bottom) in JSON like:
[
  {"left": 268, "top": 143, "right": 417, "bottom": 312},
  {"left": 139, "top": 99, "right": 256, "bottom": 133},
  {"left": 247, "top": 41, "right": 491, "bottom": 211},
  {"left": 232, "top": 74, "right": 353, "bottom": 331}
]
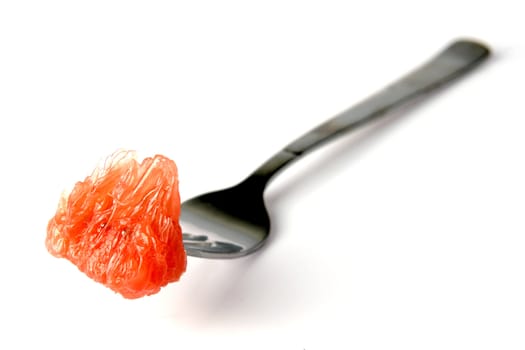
[{"left": 46, "top": 151, "right": 187, "bottom": 299}]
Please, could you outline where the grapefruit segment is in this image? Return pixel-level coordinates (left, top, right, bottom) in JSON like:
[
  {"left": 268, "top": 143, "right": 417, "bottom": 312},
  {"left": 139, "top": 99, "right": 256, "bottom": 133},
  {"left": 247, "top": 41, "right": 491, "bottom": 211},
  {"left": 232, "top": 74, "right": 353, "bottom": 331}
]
[{"left": 46, "top": 150, "right": 186, "bottom": 299}]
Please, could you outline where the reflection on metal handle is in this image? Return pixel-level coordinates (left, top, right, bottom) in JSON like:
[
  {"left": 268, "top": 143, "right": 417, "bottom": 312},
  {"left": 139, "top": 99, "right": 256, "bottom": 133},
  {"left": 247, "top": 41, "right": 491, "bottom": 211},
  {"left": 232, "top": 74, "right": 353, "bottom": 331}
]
[{"left": 250, "top": 40, "right": 490, "bottom": 185}]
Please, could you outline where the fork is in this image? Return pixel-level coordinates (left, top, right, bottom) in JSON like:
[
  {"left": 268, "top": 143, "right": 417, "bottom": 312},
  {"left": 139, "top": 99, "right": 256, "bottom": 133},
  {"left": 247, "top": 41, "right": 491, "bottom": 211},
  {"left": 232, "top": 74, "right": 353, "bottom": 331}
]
[{"left": 180, "top": 39, "right": 490, "bottom": 259}]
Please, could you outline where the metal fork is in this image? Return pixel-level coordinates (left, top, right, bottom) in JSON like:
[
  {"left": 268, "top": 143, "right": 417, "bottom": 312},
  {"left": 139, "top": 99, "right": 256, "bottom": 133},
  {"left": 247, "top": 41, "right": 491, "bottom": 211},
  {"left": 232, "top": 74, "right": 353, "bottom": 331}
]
[{"left": 181, "top": 39, "right": 490, "bottom": 259}]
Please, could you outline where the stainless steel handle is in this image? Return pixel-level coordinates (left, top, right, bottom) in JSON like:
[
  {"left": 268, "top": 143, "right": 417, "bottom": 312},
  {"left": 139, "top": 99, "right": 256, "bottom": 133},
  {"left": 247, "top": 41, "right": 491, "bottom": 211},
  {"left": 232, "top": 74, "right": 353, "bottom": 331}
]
[{"left": 249, "top": 39, "right": 490, "bottom": 185}]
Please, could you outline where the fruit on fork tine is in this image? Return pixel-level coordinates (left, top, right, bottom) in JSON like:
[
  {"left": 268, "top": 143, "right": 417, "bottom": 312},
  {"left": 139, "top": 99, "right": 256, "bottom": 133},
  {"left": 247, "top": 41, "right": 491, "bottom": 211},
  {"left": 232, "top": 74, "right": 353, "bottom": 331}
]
[{"left": 45, "top": 39, "right": 491, "bottom": 298}]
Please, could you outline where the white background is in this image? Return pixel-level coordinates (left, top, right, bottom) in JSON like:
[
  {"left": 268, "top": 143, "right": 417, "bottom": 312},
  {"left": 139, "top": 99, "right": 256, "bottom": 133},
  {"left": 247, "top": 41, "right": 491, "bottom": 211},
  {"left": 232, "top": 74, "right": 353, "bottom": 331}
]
[{"left": 0, "top": 1, "right": 524, "bottom": 349}]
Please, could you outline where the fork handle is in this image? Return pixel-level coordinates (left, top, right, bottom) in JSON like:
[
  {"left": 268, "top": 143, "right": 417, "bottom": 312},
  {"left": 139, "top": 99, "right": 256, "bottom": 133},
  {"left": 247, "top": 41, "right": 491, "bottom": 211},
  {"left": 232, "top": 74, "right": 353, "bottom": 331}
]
[{"left": 248, "top": 39, "right": 490, "bottom": 185}]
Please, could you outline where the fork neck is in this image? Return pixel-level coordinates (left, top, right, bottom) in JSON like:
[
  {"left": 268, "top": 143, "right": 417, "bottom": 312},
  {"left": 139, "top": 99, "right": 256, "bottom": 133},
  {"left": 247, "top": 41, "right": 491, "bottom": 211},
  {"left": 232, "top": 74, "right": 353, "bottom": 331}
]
[{"left": 244, "top": 149, "right": 299, "bottom": 189}]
